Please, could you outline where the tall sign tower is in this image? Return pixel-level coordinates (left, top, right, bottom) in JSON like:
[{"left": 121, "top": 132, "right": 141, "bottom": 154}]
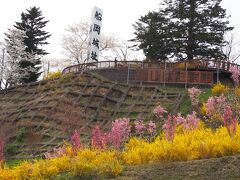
[{"left": 87, "top": 7, "right": 103, "bottom": 63}]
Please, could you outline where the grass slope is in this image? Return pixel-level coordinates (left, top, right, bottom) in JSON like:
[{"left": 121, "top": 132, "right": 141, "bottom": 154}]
[
  {"left": 116, "top": 155, "right": 240, "bottom": 180},
  {"left": 0, "top": 72, "right": 184, "bottom": 159}
]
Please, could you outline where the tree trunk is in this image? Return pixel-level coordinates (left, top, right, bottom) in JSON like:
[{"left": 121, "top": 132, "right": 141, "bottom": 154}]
[{"left": 186, "top": 0, "right": 195, "bottom": 60}]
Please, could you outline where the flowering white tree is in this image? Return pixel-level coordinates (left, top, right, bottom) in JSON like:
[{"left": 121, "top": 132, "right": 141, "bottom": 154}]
[
  {"left": 61, "top": 20, "right": 119, "bottom": 64},
  {"left": 113, "top": 41, "right": 141, "bottom": 61},
  {"left": 222, "top": 33, "right": 240, "bottom": 62},
  {"left": 1, "top": 28, "right": 35, "bottom": 89}
]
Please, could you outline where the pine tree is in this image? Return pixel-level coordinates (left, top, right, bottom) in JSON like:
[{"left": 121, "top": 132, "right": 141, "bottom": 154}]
[
  {"left": 14, "top": 6, "right": 51, "bottom": 83},
  {"left": 132, "top": 11, "right": 174, "bottom": 61},
  {"left": 133, "top": 0, "right": 233, "bottom": 61}
]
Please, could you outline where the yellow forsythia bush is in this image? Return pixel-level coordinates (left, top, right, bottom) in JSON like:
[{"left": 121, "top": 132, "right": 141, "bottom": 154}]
[
  {"left": 43, "top": 70, "right": 62, "bottom": 80},
  {"left": 0, "top": 157, "right": 70, "bottom": 179},
  {"left": 0, "top": 149, "right": 122, "bottom": 179},
  {"left": 70, "top": 149, "right": 122, "bottom": 177},
  {"left": 122, "top": 124, "right": 240, "bottom": 165},
  {"left": 1, "top": 124, "right": 240, "bottom": 179},
  {"left": 234, "top": 87, "right": 240, "bottom": 97},
  {"left": 211, "top": 82, "right": 228, "bottom": 96},
  {"left": 201, "top": 103, "right": 207, "bottom": 115}
]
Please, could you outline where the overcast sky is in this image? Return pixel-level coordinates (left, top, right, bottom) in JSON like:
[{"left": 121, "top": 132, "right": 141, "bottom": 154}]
[{"left": 0, "top": 0, "right": 239, "bottom": 61}]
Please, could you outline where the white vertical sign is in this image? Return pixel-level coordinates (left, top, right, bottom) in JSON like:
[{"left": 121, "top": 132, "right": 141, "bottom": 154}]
[{"left": 87, "top": 7, "right": 103, "bottom": 63}]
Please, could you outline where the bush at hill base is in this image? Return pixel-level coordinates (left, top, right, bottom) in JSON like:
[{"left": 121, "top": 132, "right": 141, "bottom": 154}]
[{"left": 1, "top": 83, "right": 240, "bottom": 179}]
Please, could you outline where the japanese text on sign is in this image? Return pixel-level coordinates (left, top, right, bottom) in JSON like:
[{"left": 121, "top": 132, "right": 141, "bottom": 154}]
[{"left": 87, "top": 7, "right": 103, "bottom": 63}]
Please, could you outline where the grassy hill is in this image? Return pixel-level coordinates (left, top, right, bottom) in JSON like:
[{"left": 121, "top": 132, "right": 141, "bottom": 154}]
[
  {"left": 0, "top": 72, "right": 184, "bottom": 159},
  {"left": 115, "top": 155, "right": 240, "bottom": 180},
  {"left": 2, "top": 72, "right": 240, "bottom": 179}
]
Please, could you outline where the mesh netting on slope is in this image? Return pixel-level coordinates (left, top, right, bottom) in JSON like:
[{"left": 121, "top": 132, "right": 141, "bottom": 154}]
[{"left": 0, "top": 72, "right": 183, "bottom": 159}]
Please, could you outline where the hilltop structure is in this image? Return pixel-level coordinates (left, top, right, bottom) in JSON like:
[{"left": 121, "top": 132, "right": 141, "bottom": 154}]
[{"left": 62, "top": 59, "right": 238, "bottom": 86}]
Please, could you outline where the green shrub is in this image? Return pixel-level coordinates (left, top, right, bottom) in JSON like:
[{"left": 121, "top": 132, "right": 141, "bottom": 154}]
[
  {"left": 59, "top": 73, "right": 74, "bottom": 84},
  {"left": 5, "top": 144, "right": 18, "bottom": 156},
  {"left": 16, "top": 128, "right": 27, "bottom": 143}
]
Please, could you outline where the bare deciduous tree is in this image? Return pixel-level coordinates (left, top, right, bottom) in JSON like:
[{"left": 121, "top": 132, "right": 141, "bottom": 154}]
[
  {"left": 222, "top": 33, "right": 240, "bottom": 62},
  {"left": 61, "top": 20, "right": 89, "bottom": 64},
  {"left": 113, "top": 41, "right": 139, "bottom": 61}
]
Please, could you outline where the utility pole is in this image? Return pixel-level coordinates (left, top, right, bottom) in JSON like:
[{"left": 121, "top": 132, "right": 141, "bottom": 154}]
[
  {"left": 217, "top": 60, "right": 220, "bottom": 83},
  {"left": 47, "top": 61, "right": 50, "bottom": 74}
]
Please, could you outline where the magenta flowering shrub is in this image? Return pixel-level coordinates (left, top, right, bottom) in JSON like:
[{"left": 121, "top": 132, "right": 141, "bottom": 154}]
[
  {"left": 44, "top": 130, "right": 82, "bottom": 158},
  {"left": 185, "top": 111, "right": 200, "bottom": 130},
  {"left": 203, "top": 90, "right": 239, "bottom": 136},
  {"left": 205, "top": 96, "right": 216, "bottom": 116},
  {"left": 153, "top": 105, "right": 167, "bottom": 118},
  {"left": 71, "top": 130, "right": 81, "bottom": 153},
  {"left": 229, "top": 65, "right": 240, "bottom": 86},
  {"left": 163, "top": 112, "right": 200, "bottom": 142},
  {"left": 109, "top": 118, "right": 131, "bottom": 149},
  {"left": 0, "top": 137, "right": 4, "bottom": 163},
  {"left": 134, "top": 120, "right": 157, "bottom": 141},
  {"left": 134, "top": 120, "right": 146, "bottom": 134},
  {"left": 91, "top": 125, "right": 106, "bottom": 149},
  {"left": 174, "top": 113, "right": 185, "bottom": 124},
  {"left": 174, "top": 112, "right": 199, "bottom": 131},
  {"left": 205, "top": 95, "right": 227, "bottom": 118},
  {"left": 147, "top": 121, "right": 156, "bottom": 135},
  {"left": 223, "top": 106, "right": 237, "bottom": 137},
  {"left": 162, "top": 115, "right": 177, "bottom": 141},
  {"left": 188, "top": 87, "right": 201, "bottom": 106}
]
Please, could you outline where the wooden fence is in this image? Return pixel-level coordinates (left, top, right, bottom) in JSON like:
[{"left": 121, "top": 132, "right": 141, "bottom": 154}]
[
  {"left": 135, "top": 69, "right": 213, "bottom": 84},
  {"left": 61, "top": 59, "right": 239, "bottom": 85}
]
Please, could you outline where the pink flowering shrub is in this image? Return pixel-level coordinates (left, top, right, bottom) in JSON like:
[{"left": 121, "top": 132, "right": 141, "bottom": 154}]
[
  {"left": 205, "top": 96, "right": 215, "bottom": 116},
  {"left": 0, "top": 137, "right": 4, "bottom": 163},
  {"left": 109, "top": 118, "right": 131, "bottom": 149},
  {"left": 45, "top": 130, "right": 82, "bottom": 158},
  {"left": 44, "top": 147, "right": 66, "bottom": 159},
  {"left": 134, "top": 120, "right": 157, "bottom": 141},
  {"left": 188, "top": 87, "right": 201, "bottom": 106},
  {"left": 71, "top": 130, "right": 81, "bottom": 154},
  {"left": 91, "top": 125, "right": 106, "bottom": 149},
  {"left": 174, "top": 113, "right": 185, "bottom": 124},
  {"left": 134, "top": 120, "right": 146, "bottom": 135},
  {"left": 204, "top": 92, "right": 239, "bottom": 133},
  {"left": 147, "top": 121, "right": 156, "bottom": 135},
  {"left": 223, "top": 106, "right": 237, "bottom": 137},
  {"left": 174, "top": 112, "right": 199, "bottom": 131},
  {"left": 229, "top": 65, "right": 240, "bottom": 86},
  {"left": 163, "top": 112, "right": 200, "bottom": 142},
  {"left": 153, "top": 105, "right": 167, "bottom": 118},
  {"left": 162, "top": 115, "right": 177, "bottom": 141},
  {"left": 205, "top": 95, "right": 227, "bottom": 118},
  {"left": 185, "top": 111, "right": 200, "bottom": 130}
]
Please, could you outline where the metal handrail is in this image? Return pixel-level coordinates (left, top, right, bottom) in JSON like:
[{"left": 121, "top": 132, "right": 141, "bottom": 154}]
[
  {"left": 62, "top": 60, "right": 143, "bottom": 74},
  {"left": 62, "top": 60, "right": 240, "bottom": 75}
]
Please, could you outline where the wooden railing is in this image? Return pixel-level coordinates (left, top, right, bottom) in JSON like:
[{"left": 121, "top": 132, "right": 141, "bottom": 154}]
[
  {"left": 136, "top": 68, "right": 213, "bottom": 85},
  {"left": 62, "top": 59, "right": 240, "bottom": 75},
  {"left": 62, "top": 60, "right": 143, "bottom": 74}
]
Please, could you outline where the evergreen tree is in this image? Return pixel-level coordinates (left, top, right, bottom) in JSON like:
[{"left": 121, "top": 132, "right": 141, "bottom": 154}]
[
  {"left": 132, "top": 11, "right": 174, "bottom": 61},
  {"left": 133, "top": 0, "right": 233, "bottom": 61},
  {"left": 14, "top": 6, "right": 51, "bottom": 83}
]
